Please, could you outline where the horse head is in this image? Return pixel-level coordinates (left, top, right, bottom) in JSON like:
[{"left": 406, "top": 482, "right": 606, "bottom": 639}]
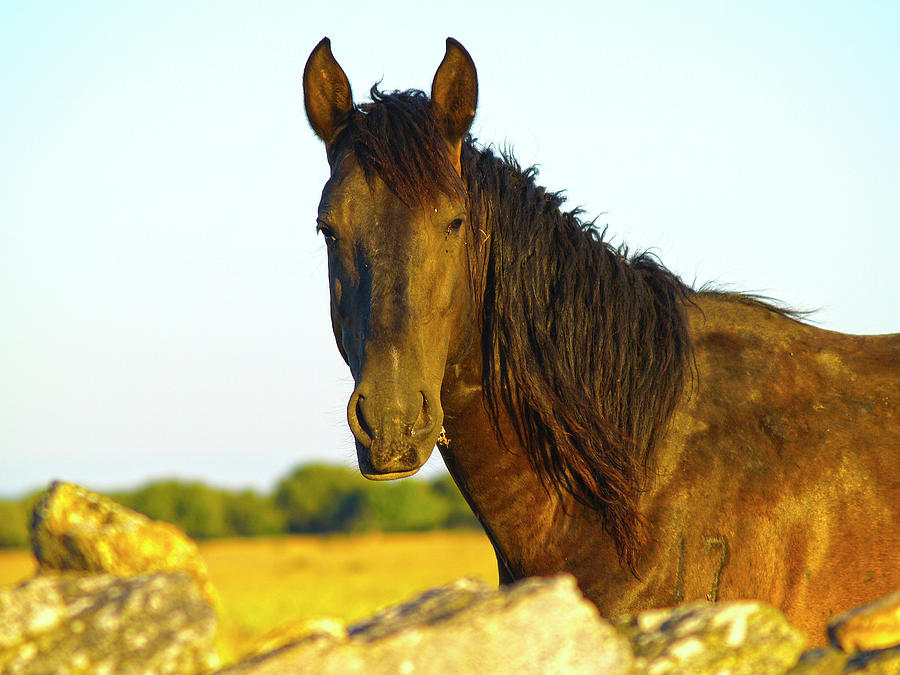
[{"left": 302, "top": 38, "right": 478, "bottom": 479}]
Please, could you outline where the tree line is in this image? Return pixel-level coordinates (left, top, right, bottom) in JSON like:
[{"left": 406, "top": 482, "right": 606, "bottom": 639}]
[{"left": 0, "top": 464, "right": 479, "bottom": 549}]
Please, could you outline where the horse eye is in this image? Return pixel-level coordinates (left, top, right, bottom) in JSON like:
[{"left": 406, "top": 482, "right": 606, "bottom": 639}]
[
  {"left": 316, "top": 222, "right": 337, "bottom": 244},
  {"left": 446, "top": 218, "right": 464, "bottom": 234}
]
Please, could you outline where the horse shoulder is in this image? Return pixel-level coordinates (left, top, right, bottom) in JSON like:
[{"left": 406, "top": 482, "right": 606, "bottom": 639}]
[{"left": 636, "top": 293, "right": 900, "bottom": 642}]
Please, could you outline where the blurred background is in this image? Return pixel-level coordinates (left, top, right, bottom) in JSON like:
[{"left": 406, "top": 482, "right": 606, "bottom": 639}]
[{"left": 2, "top": 1, "right": 898, "bottom": 500}]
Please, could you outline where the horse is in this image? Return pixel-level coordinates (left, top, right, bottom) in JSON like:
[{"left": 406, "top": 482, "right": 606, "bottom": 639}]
[{"left": 302, "top": 37, "right": 900, "bottom": 644}]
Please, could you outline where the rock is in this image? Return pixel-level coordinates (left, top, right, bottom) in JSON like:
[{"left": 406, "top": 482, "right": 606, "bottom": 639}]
[
  {"left": 218, "top": 575, "right": 634, "bottom": 674},
  {"left": 613, "top": 600, "right": 806, "bottom": 674},
  {"left": 829, "top": 590, "right": 900, "bottom": 653},
  {"left": 242, "top": 617, "right": 347, "bottom": 660},
  {"left": 0, "top": 571, "right": 218, "bottom": 674},
  {"left": 30, "top": 481, "right": 217, "bottom": 606},
  {"left": 786, "top": 648, "right": 848, "bottom": 674},
  {"left": 18, "top": 481, "right": 900, "bottom": 673},
  {"left": 843, "top": 645, "right": 900, "bottom": 673}
]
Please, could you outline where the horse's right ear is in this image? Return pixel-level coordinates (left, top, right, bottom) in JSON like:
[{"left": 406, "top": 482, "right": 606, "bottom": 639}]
[
  {"left": 431, "top": 38, "right": 478, "bottom": 173},
  {"left": 303, "top": 37, "right": 353, "bottom": 149}
]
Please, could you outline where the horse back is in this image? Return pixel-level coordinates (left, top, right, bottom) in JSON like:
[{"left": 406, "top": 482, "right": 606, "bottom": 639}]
[{"left": 640, "top": 292, "right": 900, "bottom": 643}]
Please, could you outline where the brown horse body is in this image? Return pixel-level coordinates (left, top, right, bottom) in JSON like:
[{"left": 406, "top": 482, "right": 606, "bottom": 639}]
[
  {"left": 302, "top": 37, "right": 900, "bottom": 644},
  {"left": 440, "top": 292, "right": 900, "bottom": 642}
]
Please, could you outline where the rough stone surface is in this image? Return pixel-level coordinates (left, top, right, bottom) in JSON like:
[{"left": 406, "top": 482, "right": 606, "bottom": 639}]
[
  {"left": 614, "top": 600, "right": 806, "bottom": 674},
  {"left": 242, "top": 617, "right": 347, "bottom": 660},
  {"left": 31, "top": 481, "right": 217, "bottom": 606},
  {"left": 829, "top": 591, "right": 900, "bottom": 653},
  {"left": 0, "top": 571, "right": 218, "bottom": 674},
  {"left": 786, "top": 648, "right": 849, "bottom": 674},
  {"left": 843, "top": 645, "right": 900, "bottom": 673},
  {"left": 219, "top": 575, "right": 634, "bottom": 674}
]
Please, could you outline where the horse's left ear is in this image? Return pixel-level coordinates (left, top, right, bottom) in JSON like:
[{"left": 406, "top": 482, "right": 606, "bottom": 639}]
[{"left": 431, "top": 38, "right": 478, "bottom": 173}]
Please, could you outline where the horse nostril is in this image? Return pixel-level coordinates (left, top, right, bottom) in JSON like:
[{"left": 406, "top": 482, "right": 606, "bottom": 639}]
[
  {"left": 348, "top": 389, "right": 373, "bottom": 447},
  {"left": 413, "top": 391, "right": 436, "bottom": 436}
]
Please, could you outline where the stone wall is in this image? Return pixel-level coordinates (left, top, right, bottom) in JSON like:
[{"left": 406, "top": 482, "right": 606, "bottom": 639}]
[{"left": 1, "top": 482, "right": 897, "bottom": 674}]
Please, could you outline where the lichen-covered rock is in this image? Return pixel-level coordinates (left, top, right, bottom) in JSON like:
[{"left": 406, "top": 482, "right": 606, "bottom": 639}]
[
  {"left": 786, "top": 647, "right": 848, "bottom": 674},
  {"left": 614, "top": 600, "right": 806, "bottom": 674},
  {"left": 241, "top": 617, "right": 347, "bottom": 660},
  {"left": 218, "top": 575, "right": 633, "bottom": 674},
  {"left": 0, "top": 571, "right": 218, "bottom": 674},
  {"left": 829, "top": 590, "right": 900, "bottom": 653},
  {"left": 20, "top": 481, "right": 898, "bottom": 674},
  {"left": 843, "top": 645, "right": 900, "bottom": 673},
  {"left": 31, "top": 481, "right": 216, "bottom": 606}
]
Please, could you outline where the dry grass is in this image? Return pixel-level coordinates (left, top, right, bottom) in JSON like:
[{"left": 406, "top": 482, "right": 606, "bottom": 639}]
[
  {"left": 201, "top": 531, "right": 497, "bottom": 662},
  {"left": 0, "top": 531, "right": 497, "bottom": 665},
  {"left": 0, "top": 549, "right": 36, "bottom": 588}
]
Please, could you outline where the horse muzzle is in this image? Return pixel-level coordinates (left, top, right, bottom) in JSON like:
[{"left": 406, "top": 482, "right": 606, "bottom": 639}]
[{"left": 347, "top": 385, "right": 441, "bottom": 479}]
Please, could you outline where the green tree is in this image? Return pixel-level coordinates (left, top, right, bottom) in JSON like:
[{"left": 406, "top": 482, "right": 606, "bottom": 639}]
[
  {"left": 224, "top": 490, "right": 286, "bottom": 536},
  {"left": 273, "top": 463, "right": 481, "bottom": 533},
  {"left": 274, "top": 464, "right": 367, "bottom": 532},
  {"left": 363, "top": 479, "right": 451, "bottom": 531},
  {"left": 0, "top": 500, "right": 29, "bottom": 549},
  {"left": 428, "top": 475, "right": 480, "bottom": 529},
  {"left": 118, "top": 481, "right": 230, "bottom": 539},
  {"left": 0, "top": 462, "right": 480, "bottom": 546}
]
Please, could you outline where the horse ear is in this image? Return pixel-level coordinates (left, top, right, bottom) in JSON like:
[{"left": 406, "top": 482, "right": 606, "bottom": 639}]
[
  {"left": 303, "top": 37, "right": 353, "bottom": 148},
  {"left": 431, "top": 38, "right": 478, "bottom": 172}
]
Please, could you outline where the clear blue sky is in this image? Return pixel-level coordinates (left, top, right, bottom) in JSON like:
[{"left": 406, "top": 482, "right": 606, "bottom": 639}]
[{"left": 2, "top": 1, "right": 898, "bottom": 497}]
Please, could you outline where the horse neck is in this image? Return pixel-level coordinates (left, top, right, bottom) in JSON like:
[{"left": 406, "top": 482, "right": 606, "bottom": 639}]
[
  {"left": 438, "top": 346, "right": 559, "bottom": 578},
  {"left": 439, "top": 337, "right": 622, "bottom": 582},
  {"left": 451, "top": 145, "right": 692, "bottom": 575}
]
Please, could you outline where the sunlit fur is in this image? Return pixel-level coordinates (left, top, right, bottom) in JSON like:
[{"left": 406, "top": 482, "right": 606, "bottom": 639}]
[
  {"left": 311, "top": 60, "right": 900, "bottom": 642},
  {"left": 336, "top": 87, "right": 731, "bottom": 571}
]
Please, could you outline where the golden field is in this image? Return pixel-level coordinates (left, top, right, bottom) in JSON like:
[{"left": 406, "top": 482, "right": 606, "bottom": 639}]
[{"left": 0, "top": 531, "right": 497, "bottom": 664}]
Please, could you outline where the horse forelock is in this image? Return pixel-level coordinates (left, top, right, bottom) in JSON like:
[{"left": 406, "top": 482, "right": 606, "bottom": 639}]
[
  {"left": 462, "top": 144, "right": 695, "bottom": 574},
  {"left": 333, "top": 86, "right": 465, "bottom": 208}
]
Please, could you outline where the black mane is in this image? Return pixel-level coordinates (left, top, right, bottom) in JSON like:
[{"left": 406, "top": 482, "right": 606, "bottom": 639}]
[
  {"left": 463, "top": 144, "right": 693, "bottom": 572},
  {"left": 345, "top": 88, "right": 694, "bottom": 571}
]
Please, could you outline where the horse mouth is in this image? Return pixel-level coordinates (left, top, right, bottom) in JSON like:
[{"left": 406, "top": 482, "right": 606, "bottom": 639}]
[
  {"left": 356, "top": 440, "right": 432, "bottom": 481},
  {"left": 361, "top": 467, "right": 423, "bottom": 481}
]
